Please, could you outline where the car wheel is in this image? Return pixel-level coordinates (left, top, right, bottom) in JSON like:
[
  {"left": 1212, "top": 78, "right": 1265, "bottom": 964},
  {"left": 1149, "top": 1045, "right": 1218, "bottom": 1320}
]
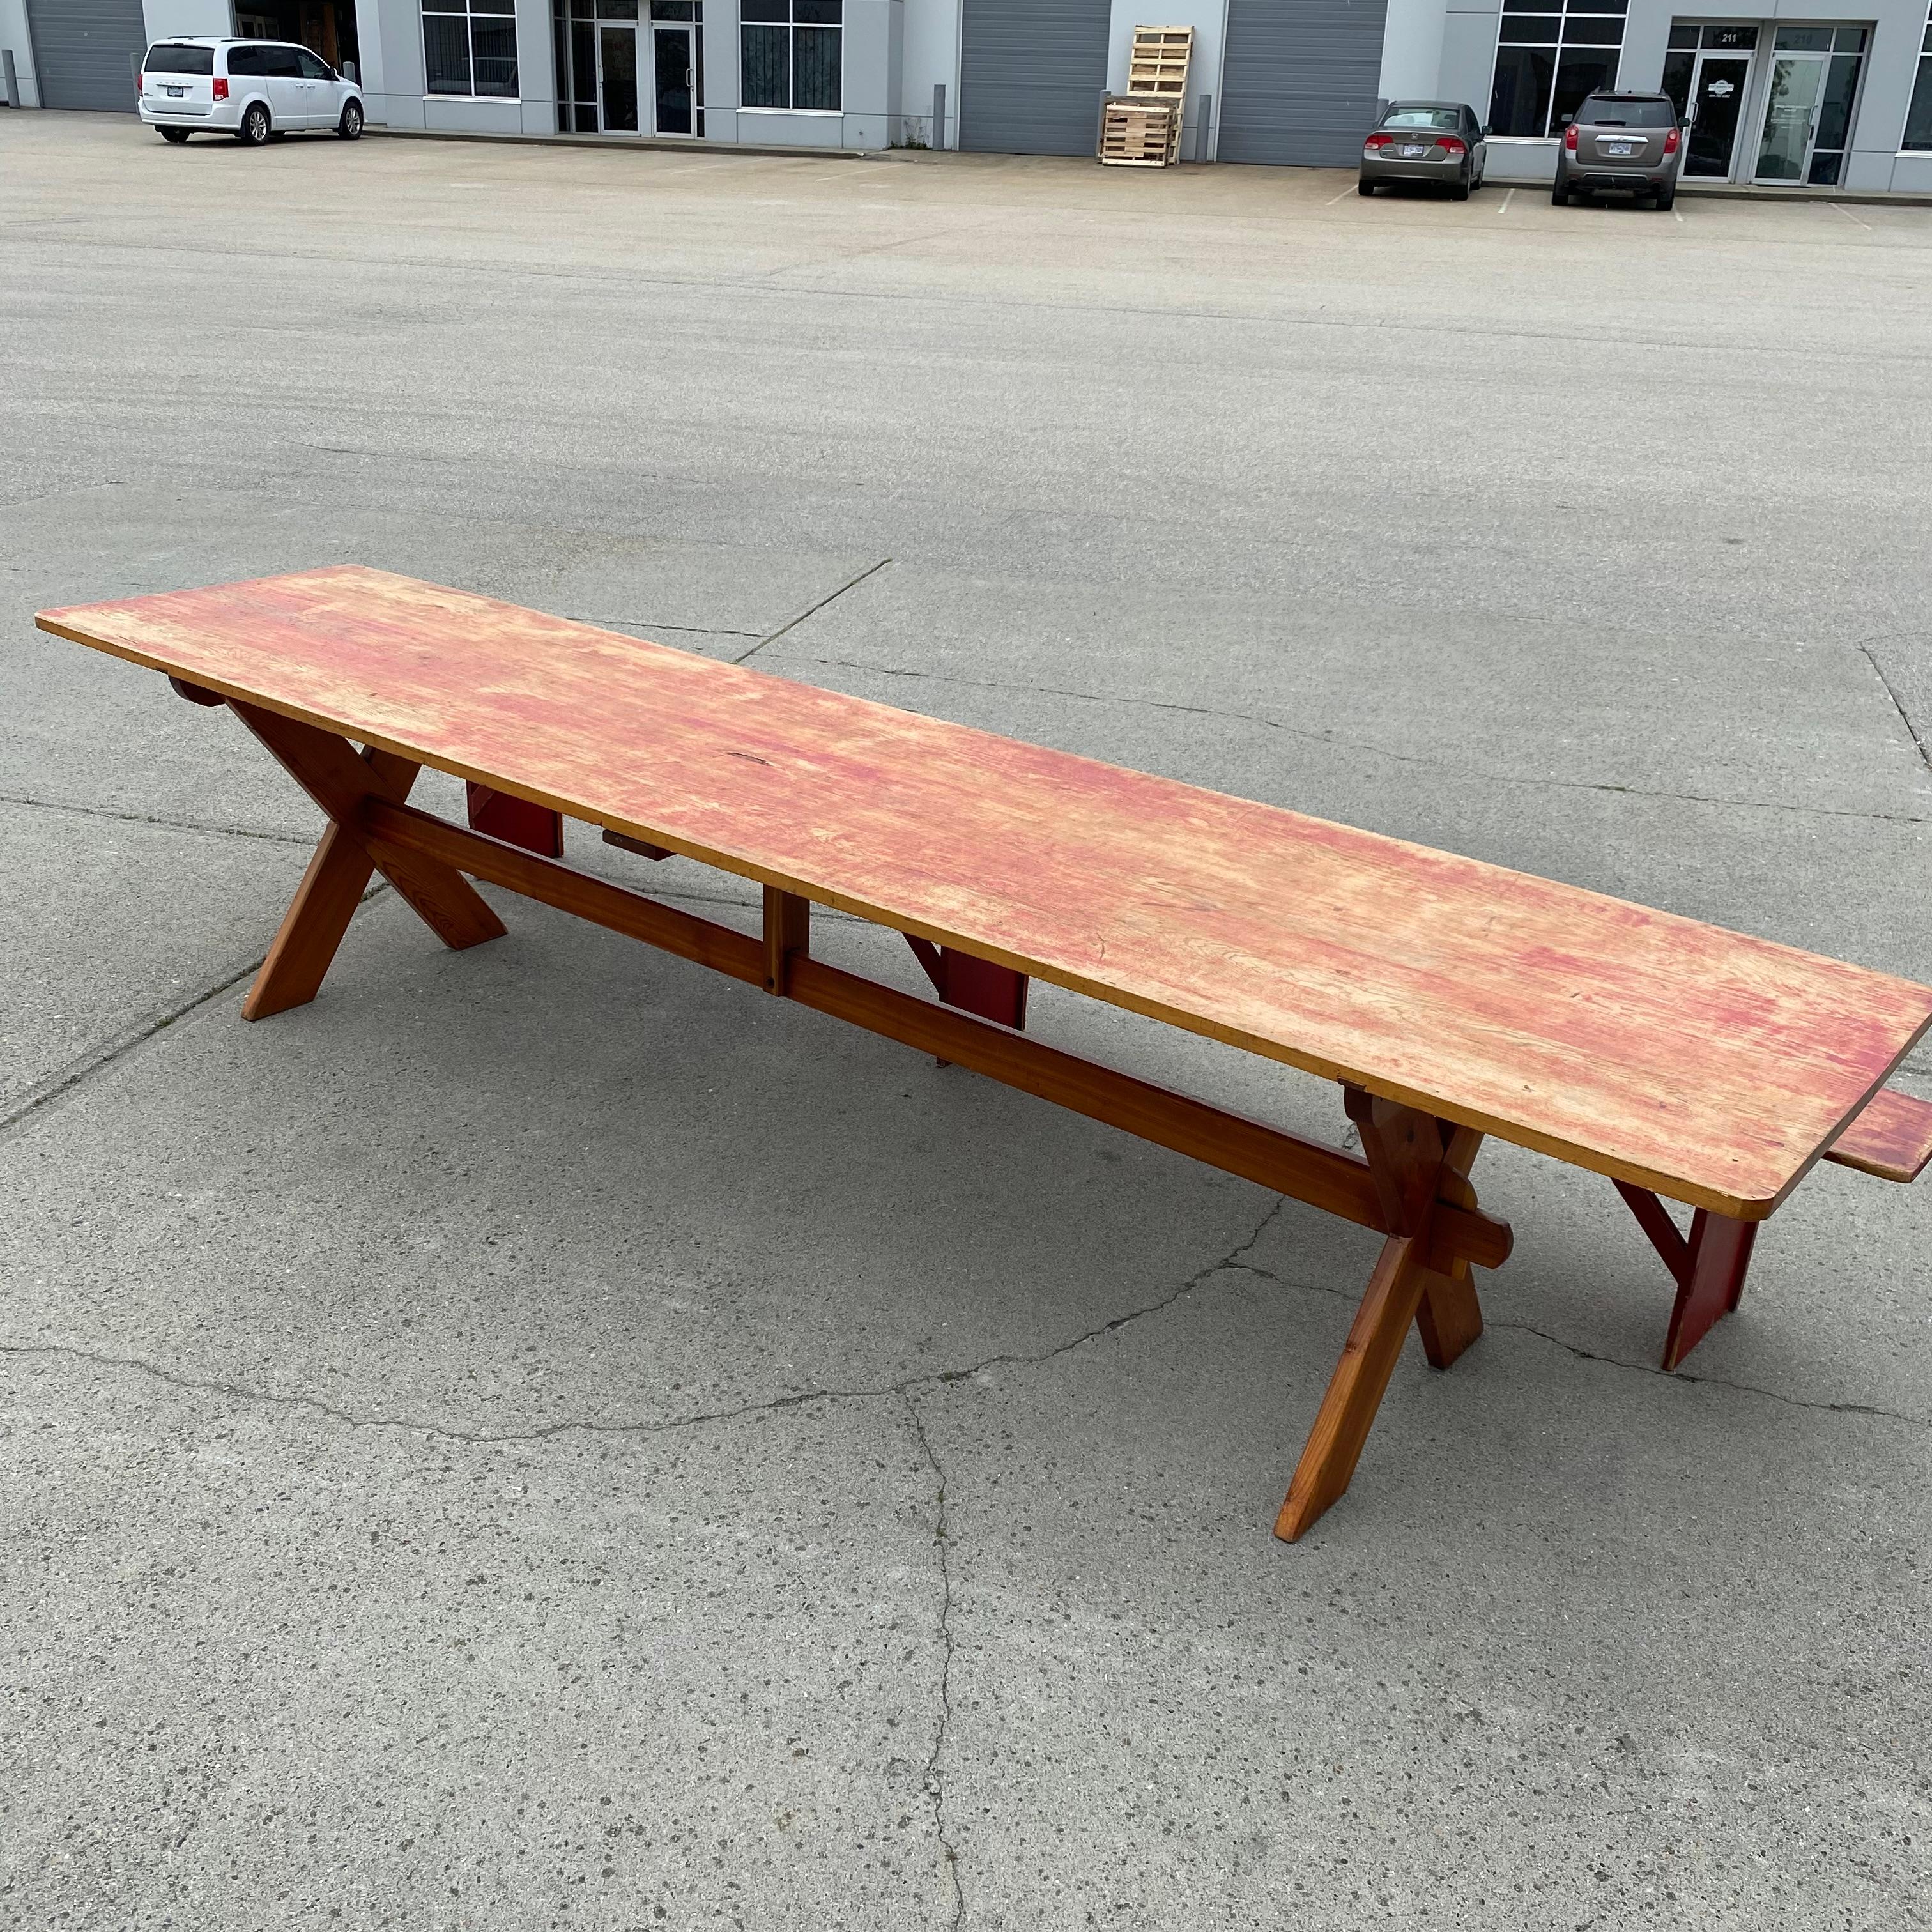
[
  {"left": 1551, "top": 182, "right": 1568, "bottom": 206},
  {"left": 238, "top": 102, "right": 270, "bottom": 146},
  {"left": 1655, "top": 187, "right": 1675, "bottom": 211},
  {"left": 338, "top": 99, "right": 363, "bottom": 139},
  {"left": 158, "top": 127, "right": 190, "bottom": 144},
  {"left": 1451, "top": 165, "right": 1471, "bottom": 202},
  {"left": 1358, "top": 177, "right": 1375, "bottom": 196}
]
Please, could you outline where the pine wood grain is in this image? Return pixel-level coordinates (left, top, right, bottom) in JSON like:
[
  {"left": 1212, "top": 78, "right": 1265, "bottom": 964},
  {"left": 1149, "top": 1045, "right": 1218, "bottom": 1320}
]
[
  {"left": 38, "top": 566, "right": 1932, "bottom": 1218},
  {"left": 1825, "top": 1085, "right": 1932, "bottom": 1183}
]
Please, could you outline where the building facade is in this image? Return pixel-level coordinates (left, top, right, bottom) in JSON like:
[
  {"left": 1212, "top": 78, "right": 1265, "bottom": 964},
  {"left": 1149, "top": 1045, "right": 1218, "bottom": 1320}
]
[{"left": 6, "top": 0, "right": 1928, "bottom": 192}]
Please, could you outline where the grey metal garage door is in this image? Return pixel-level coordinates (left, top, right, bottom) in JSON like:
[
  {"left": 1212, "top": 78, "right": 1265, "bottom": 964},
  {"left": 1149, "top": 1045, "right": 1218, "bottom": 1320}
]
[
  {"left": 959, "top": 0, "right": 1112, "bottom": 158},
  {"left": 26, "top": 0, "right": 148, "bottom": 112},
  {"left": 1217, "top": 0, "right": 1388, "bottom": 167}
]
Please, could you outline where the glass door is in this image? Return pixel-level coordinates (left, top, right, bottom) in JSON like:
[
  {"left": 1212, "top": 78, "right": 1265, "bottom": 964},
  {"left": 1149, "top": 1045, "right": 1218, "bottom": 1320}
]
[
  {"left": 1752, "top": 26, "right": 1868, "bottom": 185},
  {"left": 1686, "top": 54, "right": 1751, "bottom": 177},
  {"left": 1660, "top": 24, "right": 1759, "bottom": 181},
  {"left": 599, "top": 22, "right": 639, "bottom": 132},
  {"left": 653, "top": 25, "right": 693, "bottom": 133},
  {"left": 1754, "top": 50, "right": 1825, "bottom": 181}
]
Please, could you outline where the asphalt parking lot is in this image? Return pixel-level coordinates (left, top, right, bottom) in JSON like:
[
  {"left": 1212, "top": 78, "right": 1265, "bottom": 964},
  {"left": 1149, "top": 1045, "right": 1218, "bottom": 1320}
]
[{"left": 4, "top": 110, "right": 1932, "bottom": 1929}]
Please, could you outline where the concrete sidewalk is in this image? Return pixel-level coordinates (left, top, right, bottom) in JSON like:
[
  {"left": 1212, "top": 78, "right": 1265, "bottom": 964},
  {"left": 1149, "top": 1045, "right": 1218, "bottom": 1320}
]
[{"left": 3, "top": 114, "right": 1931, "bottom": 1929}]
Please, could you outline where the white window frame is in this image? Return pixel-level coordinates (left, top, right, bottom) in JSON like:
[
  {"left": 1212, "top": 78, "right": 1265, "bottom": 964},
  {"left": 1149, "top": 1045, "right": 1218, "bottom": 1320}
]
[
  {"left": 737, "top": 0, "right": 842, "bottom": 114},
  {"left": 1485, "top": 0, "right": 1628, "bottom": 142},
  {"left": 421, "top": 0, "right": 524, "bottom": 102}
]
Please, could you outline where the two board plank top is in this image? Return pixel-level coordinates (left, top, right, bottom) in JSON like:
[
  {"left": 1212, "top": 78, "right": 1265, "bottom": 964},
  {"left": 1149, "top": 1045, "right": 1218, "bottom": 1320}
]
[{"left": 37, "top": 566, "right": 1932, "bottom": 1216}]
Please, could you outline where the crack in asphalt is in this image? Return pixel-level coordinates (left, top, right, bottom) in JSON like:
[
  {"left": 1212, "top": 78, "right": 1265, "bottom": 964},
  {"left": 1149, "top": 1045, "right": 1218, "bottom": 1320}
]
[
  {"left": 901, "top": 1390, "right": 965, "bottom": 1929},
  {"left": 0, "top": 789, "right": 318, "bottom": 847},
  {"left": 1858, "top": 642, "right": 1932, "bottom": 776},
  {"left": 0, "top": 1196, "right": 1285, "bottom": 1922},
  {"left": 0, "top": 1201, "right": 1289, "bottom": 1448},
  {"left": 0, "top": 958, "right": 268, "bottom": 1140},
  {"left": 733, "top": 559, "right": 894, "bottom": 665},
  {"left": 0, "top": 884, "right": 390, "bottom": 1143},
  {"left": 1225, "top": 1258, "right": 1932, "bottom": 1433},
  {"left": 784, "top": 655, "right": 1932, "bottom": 827}
]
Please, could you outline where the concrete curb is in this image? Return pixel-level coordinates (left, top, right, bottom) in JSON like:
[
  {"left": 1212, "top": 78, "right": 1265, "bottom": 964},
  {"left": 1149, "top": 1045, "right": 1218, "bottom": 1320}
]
[
  {"left": 364, "top": 125, "right": 868, "bottom": 162},
  {"left": 1676, "top": 182, "right": 1932, "bottom": 209}
]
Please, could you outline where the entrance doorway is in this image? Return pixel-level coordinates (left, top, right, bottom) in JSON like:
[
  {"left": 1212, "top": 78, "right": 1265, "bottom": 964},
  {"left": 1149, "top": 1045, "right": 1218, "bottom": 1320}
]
[
  {"left": 599, "top": 22, "right": 639, "bottom": 132},
  {"left": 1751, "top": 27, "right": 1867, "bottom": 187},
  {"left": 652, "top": 22, "right": 699, "bottom": 135},
  {"left": 1662, "top": 22, "right": 1757, "bottom": 179}
]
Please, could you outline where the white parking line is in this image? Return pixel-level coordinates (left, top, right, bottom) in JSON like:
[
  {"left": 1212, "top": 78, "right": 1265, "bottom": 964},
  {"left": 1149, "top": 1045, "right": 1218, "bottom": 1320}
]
[
  {"left": 1829, "top": 201, "right": 1873, "bottom": 230},
  {"left": 1325, "top": 183, "right": 1358, "bottom": 204},
  {"left": 1499, "top": 187, "right": 1515, "bottom": 214}
]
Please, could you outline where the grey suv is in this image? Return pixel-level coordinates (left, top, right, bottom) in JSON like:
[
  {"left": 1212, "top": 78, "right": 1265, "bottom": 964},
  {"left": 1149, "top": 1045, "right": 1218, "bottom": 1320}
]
[{"left": 1552, "top": 92, "right": 1683, "bottom": 210}]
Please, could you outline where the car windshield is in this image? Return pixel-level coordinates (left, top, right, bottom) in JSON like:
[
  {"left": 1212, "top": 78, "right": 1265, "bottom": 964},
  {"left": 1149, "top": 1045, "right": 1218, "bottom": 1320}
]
[
  {"left": 1383, "top": 109, "right": 1459, "bottom": 130},
  {"left": 144, "top": 43, "right": 214, "bottom": 73},
  {"left": 1581, "top": 98, "right": 1674, "bottom": 128}
]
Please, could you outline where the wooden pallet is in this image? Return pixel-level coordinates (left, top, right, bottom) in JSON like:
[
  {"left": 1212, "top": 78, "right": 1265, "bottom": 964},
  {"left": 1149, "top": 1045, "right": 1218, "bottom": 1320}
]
[
  {"left": 1098, "top": 24, "right": 1192, "bottom": 167},
  {"left": 1099, "top": 95, "right": 1181, "bottom": 167},
  {"left": 1125, "top": 24, "right": 1192, "bottom": 103}
]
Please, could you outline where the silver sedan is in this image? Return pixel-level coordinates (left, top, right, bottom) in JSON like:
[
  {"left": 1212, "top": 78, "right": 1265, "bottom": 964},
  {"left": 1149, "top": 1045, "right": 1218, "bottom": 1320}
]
[{"left": 1360, "top": 101, "right": 1488, "bottom": 199}]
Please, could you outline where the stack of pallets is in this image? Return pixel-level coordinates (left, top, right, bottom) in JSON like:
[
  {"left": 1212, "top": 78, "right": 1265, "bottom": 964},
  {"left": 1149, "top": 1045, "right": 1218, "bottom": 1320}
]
[{"left": 1098, "top": 25, "right": 1192, "bottom": 168}]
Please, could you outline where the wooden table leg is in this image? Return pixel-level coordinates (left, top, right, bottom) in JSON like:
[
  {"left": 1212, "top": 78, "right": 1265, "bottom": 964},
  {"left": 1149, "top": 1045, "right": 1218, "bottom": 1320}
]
[
  {"left": 1275, "top": 1094, "right": 1490, "bottom": 1542},
  {"left": 231, "top": 704, "right": 505, "bottom": 1019},
  {"left": 1613, "top": 1181, "right": 1760, "bottom": 1370}
]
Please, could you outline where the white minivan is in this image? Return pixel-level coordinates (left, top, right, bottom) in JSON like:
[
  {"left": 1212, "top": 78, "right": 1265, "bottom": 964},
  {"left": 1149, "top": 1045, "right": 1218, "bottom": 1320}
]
[{"left": 139, "top": 38, "right": 365, "bottom": 145}]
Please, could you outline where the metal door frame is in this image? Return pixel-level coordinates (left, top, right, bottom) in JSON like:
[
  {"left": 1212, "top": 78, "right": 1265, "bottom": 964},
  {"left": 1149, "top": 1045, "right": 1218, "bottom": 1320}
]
[
  {"left": 649, "top": 20, "right": 699, "bottom": 137},
  {"left": 597, "top": 19, "right": 640, "bottom": 135}
]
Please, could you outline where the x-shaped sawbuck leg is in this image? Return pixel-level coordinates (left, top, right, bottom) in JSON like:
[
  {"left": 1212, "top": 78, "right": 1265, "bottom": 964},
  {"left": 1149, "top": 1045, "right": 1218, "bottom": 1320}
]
[
  {"left": 219, "top": 700, "right": 507, "bottom": 1019},
  {"left": 1275, "top": 1089, "right": 1489, "bottom": 1542}
]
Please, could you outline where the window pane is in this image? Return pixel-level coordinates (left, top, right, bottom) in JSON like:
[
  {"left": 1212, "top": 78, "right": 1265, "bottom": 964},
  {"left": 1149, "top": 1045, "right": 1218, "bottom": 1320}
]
[
  {"left": 146, "top": 43, "right": 216, "bottom": 72},
  {"left": 471, "top": 17, "right": 519, "bottom": 93},
  {"left": 650, "top": 0, "right": 696, "bottom": 15},
  {"left": 1660, "top": 49, "right": 1693, "bottom": 116},
  {"left": 227, "top": 44, "right": 261, "bottom": 73},
  {"left": 1552, "top": 56, "right": 1616, "bottom": 127},
  {"left": 1830, "top": 27, "right": 1864, "bottom": 52},
  {"left": 1909, "top": 59, "right": 1932, "bottom": 151},
  {"left": 1814, "top": 51, "right": 1859, "bottom": 150},
  {"left": 473, "top": 0, "right": 518, "bottom": 12},
  {"left": 740, "top": 0, "right": 786, "bottom": 19},
  {"left": 1499, "top": 17, "right": 1560, "bottom": 43},
  {"left": 265, "top": 43, "right": 303, "bottom": 74},
  {"left": 599, "top": 0, "right": 638, "bottom": 17},
  {"left": 424, "top": 15, "right": 472, "bottom": 92},
  {"left": 1772, "top": 27, "right": 1831, "bottom": 51},
  {"left": 1489, "top": 45, "right": 1554, "bottom": 135},
  {"left": 794, "top": 0, "right": 841, "bottom": 21},
  {"left": 297, "top": 49, "right": 330, "bottom": 77},
  {"left": 740, "top": 22, "right": 787, "bottom": 104},
  {"left": 792, "top": 24, "right": 839, "bottom": 107},
  {"left": 1581, "top": 95, "right": 1671, "bottom": 125},
  {"left": 1500, "top": 0, "right": 1547, "bottom": 10},
  {"left": 1382, "top": 108, "right": 1460, "bottom": 128},
  {"left": 1666, "top": 23, "right": 1696, "bottom": 48},
  {"left": 1561, "top": 17, "right": 1623, "bottom": 45},
  {"left": 1701, "top": 24, "right": 1754, "bottom": 49}
]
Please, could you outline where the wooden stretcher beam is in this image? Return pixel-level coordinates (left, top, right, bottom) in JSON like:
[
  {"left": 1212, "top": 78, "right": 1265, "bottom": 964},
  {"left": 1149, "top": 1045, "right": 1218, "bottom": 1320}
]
[{"left": 362, "top": 793, "right": 1512, "bottom": 1276}]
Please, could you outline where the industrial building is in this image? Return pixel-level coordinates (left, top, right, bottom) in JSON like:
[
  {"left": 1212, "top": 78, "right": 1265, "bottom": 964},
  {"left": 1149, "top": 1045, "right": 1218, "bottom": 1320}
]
[{"left": 3, "top": 0, "right": 1928, "bottom": 190}]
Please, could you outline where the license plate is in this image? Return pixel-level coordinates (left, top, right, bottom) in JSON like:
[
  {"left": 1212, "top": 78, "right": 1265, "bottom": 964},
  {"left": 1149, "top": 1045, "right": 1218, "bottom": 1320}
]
[
  {"left": 1398, "top": 145, "right": 1427, "bottom": 157},
  {"left": 165, "top": 84, "right": 186, "bottom": 96},
  {"left": 1603, "top": 141, "right": 1634, "bottom": 155}
]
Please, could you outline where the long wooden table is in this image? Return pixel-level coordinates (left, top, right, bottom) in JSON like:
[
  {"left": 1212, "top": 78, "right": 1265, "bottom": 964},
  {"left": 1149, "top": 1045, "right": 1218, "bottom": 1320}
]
[{"left": 37, "top": 567, "right": 1932, "bottom": 1538}]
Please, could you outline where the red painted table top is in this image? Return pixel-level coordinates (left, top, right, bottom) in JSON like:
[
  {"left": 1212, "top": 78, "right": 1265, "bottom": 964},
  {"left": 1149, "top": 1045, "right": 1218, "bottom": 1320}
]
[{"left": 38, "top": 566, "right": 1932, "bottom": 1216}]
